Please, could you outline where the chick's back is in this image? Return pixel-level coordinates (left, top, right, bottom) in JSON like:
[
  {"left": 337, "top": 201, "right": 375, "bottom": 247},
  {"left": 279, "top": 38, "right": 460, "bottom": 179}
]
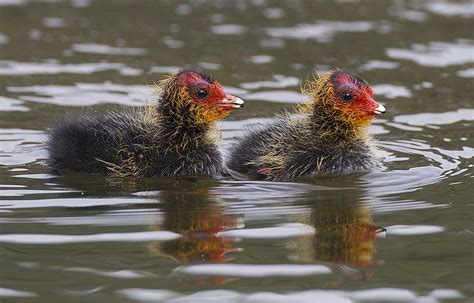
[{"left": 47, "top": 110, "right": 142, "bottom": 174}]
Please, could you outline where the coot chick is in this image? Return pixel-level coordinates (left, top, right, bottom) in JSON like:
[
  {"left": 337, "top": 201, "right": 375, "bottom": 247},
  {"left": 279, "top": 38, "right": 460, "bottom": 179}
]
[
  {"left": 48, "top": 68, "right": 244, "bottom": 177},
  {"left": 226, "top": 70, "right": 385, "bottom": 181}
]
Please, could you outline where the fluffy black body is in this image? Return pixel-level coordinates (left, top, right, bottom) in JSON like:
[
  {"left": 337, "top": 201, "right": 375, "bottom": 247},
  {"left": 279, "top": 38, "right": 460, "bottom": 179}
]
[
  {"left": 226, "top": 115, "right": 377, "bottom": 181},
  {"left": 46, "top": 68, "right": 244, "bottom": 177},
  {"left": 226, "top": 70, "right": 383, "bottom": 181},
  {"left": 47, "top": 110, "right": 222, "bottom": 177}
]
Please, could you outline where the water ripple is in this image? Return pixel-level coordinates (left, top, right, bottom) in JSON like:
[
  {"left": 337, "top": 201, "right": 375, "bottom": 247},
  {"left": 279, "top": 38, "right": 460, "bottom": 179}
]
[
  {"left": 387, "top": 40, "right": 474, "bottom": 67},
  {"left": 266, "top": 21, "right": 382, "bottom": 42},
  {"left": 248, "top": 55, "right": 274, "bottom": 65},
  {"left": 363, "top": 166, "right": 446, "bottom": 196},
  {"left": 0, "top": 287, "right": 36, "bottom": 298},
  {"left": 0, "top": 60, "right": 142, "bottom": 76},
  {"left": 0, "top": 196, "right": 155, "bottom": 209},
  {"left": 8, "top": 83, "right": 151, "bottom": 106},
  {"left": 0, "top": 211, "right": 160, "bottom": 226},
  {"left": 240, "top": 75, "right": 299, "bottom": 90},
  {"left": 210, "top": 24, "right": 246, "bottom": 35},
  {"left": 243, "top": 90, "right": 303, "bottom": 103},
  {"left": 0, "top": 189, "right": 69, "bottom": 197},
  {"left": 457, "top": 68, "right": 474, "bottom": 78},
  {"left": 42, "top": 17, "right": 64, "bottom": 28},
  {"left": 360, "top": 60, "right": 400, "bottom": 71},
  {"left": 425, "top": 1, "right": 474, "bottom": 17},
  {"left": 0, "top": 33, "right": 8, "bottom": 44},
  {"left": 174, "top": 264, "right": 332, "bottom": 278},
  {"left": 218, "top": 223, "right": 315, "bottom": 239},
  {"left": 0, "top": 0, "right": 27, "bottom": 6},
  {"left": 385, "top": 225, "right": 445, "bottom": 235},
  {"left": 372, "top": 84, "right": 412, "bottom": 99},
  {"left": 0, "top": 96, "right": 29, "bottom": 112},
  {"left": 117, "top": 288, "right": 465, "bottom": 303},
  {"left": 0, "top": 129, "right": 46, "bottom": 165},
  {"left": 393, "top": 108, "right": 474, "bottom": 126},
  {"left": 71, "top": 43, "right": 146, "bottom": 56},
  {"left": 64, "top": 267, "right": 154, "bottom": 279},
  {"left": 0, "top": 230, "right": 180, "bottom": 244}
]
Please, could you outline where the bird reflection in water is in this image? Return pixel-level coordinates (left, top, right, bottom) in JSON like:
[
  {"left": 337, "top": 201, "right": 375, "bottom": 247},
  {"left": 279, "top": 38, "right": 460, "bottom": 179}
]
[
  {"left": 290, "top": 188, "right": 385, "bottom": 281},
  {"left": 146, "top": 182, "right": 242, "bottom": 285},
  {"left": 50, "top": 175, "right": 242, "bottom": 285}
]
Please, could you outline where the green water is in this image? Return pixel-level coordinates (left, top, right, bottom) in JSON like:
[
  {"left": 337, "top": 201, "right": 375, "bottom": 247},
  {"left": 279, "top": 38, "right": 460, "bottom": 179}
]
[{"left": 0, "top": 1, "right": 472, "bottom": 302}]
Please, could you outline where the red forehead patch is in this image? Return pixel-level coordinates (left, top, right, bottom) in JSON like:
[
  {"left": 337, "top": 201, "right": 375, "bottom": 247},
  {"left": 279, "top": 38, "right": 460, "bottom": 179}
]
[
  {"left": 330, "top": 71, "right": 370, "bottom": 90},
  {"left": 177, "top": 69, "right": 215, "bottom": 86}
]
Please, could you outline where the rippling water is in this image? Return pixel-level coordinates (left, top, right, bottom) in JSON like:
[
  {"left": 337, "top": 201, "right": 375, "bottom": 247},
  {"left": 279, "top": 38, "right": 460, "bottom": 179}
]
[{"left": 0, "top": 0, "right": 472, "bottom": 302}]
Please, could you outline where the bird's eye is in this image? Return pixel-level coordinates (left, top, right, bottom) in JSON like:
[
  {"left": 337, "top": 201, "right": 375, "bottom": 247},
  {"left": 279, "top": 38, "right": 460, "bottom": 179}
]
[
  {"left": 342, "top": 93, "right": 353, "bottom": 101},
  {"left": 196, "top": 89, "right": 209, "bottom": 99}
]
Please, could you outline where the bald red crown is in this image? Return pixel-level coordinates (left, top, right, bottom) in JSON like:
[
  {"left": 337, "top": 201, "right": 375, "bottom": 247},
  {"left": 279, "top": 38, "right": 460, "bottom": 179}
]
[{"left": 329, "top": 71, "right": 382, "bottom": 118}]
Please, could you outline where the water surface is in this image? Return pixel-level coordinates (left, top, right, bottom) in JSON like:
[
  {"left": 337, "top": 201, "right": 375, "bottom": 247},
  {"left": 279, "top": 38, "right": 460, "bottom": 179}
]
[{"left": 0, "top": 0, "right": 472, "bottom": 302}]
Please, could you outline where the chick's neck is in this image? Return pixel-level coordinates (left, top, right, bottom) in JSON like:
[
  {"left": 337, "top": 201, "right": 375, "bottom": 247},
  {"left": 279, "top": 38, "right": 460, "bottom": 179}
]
[{"left": 152, "top": 95, "right": 217, "bottom": 150}]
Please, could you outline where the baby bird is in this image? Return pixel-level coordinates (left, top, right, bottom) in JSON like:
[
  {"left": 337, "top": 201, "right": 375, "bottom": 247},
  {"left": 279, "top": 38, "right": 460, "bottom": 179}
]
[
  {"left": 48, "top": 68, "right": 244, "bottom": 177},
  {"left": 226, "top": 70, "right": 385, "bottom": 181}
]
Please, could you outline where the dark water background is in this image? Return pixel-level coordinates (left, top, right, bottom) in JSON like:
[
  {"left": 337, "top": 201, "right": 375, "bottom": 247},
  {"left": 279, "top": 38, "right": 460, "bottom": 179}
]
[{"left": 0, "top": 0, "right": 473, "bottom": 302}]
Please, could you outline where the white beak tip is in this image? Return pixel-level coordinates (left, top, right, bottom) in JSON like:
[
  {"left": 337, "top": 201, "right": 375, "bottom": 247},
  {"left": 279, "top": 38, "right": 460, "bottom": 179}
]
[
  {"left": 374, "top": 103, "right": 386, "bottom": 115},
  {"left": 233, "top": 97, "right": 244, "bottom": 104},
  {"left": 230, "top": 96, "right": 245, "bottom": 108}
]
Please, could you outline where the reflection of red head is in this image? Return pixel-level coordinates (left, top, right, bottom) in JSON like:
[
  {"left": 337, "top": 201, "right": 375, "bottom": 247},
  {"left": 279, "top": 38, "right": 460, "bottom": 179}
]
[
  {"left": 311, "top": 222, "right": 385, "bottom": 267},
  {"left": 172, "top": 212, "right": 241, "bottom": 286},
  {"left": 161, "top": 207, "right": 240, "bottom": 263},
  {"left": 341, "top": 223, "right": 385, "bottom": 267}
]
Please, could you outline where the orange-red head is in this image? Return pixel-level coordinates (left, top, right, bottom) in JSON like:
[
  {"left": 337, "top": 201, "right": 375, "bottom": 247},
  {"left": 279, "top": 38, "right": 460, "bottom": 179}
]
[
  {"left": 308, "top": 70, "right": 385, "bottom": 127},
  {"left": 159, "top": 68, "right": 244, "bottom": 126}
]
